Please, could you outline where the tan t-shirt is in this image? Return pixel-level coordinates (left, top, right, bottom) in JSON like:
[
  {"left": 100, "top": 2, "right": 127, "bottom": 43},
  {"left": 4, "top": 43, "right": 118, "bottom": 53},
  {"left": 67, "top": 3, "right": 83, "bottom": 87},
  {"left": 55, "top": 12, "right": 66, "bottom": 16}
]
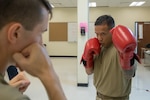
[
  {"left": 93, "top": 44, "right": 131, "bottom": 97},
  {"left": 0, "top": 74, "right": 30, "bottom": 100}
]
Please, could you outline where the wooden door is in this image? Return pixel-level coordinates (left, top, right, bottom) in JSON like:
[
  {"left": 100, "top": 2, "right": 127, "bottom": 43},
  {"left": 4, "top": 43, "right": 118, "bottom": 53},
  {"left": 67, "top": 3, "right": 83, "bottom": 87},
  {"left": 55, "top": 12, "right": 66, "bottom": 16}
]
[{"left": 136, "top": 22, "right": 150, "bottom": 58}]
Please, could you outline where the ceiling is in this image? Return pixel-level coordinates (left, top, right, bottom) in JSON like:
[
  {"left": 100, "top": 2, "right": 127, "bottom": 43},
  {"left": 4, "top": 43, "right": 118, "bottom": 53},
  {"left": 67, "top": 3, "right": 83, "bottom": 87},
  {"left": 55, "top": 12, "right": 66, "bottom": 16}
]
[{"left": 49, "top": 0, "right": 150, "bottom": 8}]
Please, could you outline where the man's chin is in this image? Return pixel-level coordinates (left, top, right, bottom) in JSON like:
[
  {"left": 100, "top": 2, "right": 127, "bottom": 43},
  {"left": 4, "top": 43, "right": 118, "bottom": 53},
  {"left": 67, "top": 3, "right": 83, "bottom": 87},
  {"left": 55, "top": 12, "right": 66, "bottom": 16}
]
[{"left": 101, "top": 43, "right": 105, "bottom": 47}]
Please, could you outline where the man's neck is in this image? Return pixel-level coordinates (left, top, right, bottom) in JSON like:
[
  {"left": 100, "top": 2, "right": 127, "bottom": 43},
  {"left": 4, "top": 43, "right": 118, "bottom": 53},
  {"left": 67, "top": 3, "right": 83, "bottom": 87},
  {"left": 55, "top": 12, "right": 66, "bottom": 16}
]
[
  {"left": 0, "top": 53, "right": 9, "bottom": 76},
  {"left": 103, "top": 42, "right": 113, "bottom": 49}
]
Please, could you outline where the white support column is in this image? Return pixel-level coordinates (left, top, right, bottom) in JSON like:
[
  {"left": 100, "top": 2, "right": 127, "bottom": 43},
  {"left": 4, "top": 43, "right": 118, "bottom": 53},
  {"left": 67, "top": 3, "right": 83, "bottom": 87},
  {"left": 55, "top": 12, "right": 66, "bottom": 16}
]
[{"left": 77, "top": 0, "right": 89, "bottom": 87}]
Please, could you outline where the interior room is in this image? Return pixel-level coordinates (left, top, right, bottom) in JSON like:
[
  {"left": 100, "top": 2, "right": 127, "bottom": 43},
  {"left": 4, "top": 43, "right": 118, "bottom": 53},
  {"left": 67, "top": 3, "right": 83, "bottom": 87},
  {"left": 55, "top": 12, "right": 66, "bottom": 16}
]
[{"left": 5, "top": 0, "right": 150, "bottom": 100}]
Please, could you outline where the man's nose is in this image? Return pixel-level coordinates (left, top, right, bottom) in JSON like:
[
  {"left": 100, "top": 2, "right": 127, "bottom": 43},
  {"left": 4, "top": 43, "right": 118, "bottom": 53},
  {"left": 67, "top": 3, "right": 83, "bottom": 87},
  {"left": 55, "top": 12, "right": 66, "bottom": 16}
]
[{"left": 97, "top": 35, "right": 102, "bottom": 42}]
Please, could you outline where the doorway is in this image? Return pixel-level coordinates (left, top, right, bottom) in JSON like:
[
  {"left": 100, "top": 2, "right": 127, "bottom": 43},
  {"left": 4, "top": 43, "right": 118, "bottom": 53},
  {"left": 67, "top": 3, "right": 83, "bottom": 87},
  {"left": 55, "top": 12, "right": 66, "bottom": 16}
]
[{"left": 135, "top": 22, "right": 150, "bottom": 58}]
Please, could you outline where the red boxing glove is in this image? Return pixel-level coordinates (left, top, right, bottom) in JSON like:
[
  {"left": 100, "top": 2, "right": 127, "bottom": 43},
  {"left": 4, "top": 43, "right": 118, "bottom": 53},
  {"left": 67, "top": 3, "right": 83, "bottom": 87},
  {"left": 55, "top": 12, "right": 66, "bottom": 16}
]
[
  {"left": 80, "top": 38, "right": 101, "bottom": 68},
  {"left": 110, "top": 25, "right": 137, "bottom": 70}
]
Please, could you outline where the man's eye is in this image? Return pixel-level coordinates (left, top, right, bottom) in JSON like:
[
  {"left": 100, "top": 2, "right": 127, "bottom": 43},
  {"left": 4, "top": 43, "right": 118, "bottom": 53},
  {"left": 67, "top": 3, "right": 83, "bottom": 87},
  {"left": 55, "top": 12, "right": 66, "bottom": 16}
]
[{"left": 102, "top": 33, "right": 105, "bottom": 35}]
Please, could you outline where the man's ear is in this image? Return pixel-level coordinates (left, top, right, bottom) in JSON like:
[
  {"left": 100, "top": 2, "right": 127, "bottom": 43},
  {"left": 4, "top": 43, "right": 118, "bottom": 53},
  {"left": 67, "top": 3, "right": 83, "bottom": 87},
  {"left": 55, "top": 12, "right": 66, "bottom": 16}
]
[{"left": 7, "top": 23, "right": 22, "bottom": 44}]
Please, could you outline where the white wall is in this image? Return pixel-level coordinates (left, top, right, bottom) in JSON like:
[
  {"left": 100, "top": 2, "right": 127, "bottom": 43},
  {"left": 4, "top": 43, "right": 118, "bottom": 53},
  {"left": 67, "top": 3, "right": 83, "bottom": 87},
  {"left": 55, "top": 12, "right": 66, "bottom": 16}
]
[
  {"left": 42, "top": 8, "right": 77, "bottom": 56},
  {"left": 42, "top": 7, "right": 150, "bottom": 56}
]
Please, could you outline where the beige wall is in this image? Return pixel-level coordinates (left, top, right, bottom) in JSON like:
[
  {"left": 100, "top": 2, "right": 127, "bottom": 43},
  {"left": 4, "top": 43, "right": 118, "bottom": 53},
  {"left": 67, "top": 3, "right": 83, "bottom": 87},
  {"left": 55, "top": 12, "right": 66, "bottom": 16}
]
[{"left": 42, "top": 7, "right": 150, "bottom": 56}]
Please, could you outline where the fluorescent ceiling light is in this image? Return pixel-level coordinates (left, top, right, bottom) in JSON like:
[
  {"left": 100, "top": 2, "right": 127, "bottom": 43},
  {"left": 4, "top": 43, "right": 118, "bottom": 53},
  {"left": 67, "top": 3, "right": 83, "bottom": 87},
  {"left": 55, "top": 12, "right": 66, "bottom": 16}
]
[
  {"left": 136, "top": 1, "right": 145, "bottom": 6},
  {"left": 51, "top": 4, "right": 54, "bottom": 8},
  {"left": 129, "top": 2, "right": 138, "bottom": 6},
  {"left": 89, "top": 2, "right": 96, "bottom": 7},
  {"left": 129, "top": 1, "right": 145, "bottom": 6}
]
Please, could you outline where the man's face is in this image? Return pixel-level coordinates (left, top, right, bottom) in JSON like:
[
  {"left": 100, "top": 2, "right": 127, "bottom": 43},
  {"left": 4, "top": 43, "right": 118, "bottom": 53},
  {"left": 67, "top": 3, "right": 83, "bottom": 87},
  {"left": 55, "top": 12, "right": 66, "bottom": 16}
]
[
  {"left": 6, "top": 7, "right": 49, "bottom": 64},
  {"left": 95, "top": 24, "right": 112, "bottom": 48}
]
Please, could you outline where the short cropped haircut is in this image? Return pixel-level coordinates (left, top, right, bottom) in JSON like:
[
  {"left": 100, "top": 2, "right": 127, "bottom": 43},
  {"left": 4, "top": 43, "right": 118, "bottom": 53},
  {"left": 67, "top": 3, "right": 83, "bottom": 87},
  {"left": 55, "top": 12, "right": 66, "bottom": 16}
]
[
  {"left": 0, "top": 0, "right": 53, "bottom": 30},
  {"left": 94, "top": 15, "right": 115, "bottom": 30}
]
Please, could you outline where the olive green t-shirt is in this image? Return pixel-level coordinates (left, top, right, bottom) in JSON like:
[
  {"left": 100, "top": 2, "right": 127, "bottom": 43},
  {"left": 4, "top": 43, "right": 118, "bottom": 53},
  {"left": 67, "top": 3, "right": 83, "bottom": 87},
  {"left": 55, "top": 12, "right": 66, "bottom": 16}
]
[
  {"left": 93, "top": 44, "right": 131, "bottom": 97},
  {"left": 0, "top": 74, "right": 30, "bottom": 100}
]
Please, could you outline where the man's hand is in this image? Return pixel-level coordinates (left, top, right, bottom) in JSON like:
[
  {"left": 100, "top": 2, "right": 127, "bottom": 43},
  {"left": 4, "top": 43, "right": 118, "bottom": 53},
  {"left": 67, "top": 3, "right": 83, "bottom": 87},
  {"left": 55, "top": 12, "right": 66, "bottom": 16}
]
[
  {"left": 9, "top": 71, "right": 30, "bottom": 93},
  {"left": 13, "top": 43, "right": 67, "bottom": 100}
]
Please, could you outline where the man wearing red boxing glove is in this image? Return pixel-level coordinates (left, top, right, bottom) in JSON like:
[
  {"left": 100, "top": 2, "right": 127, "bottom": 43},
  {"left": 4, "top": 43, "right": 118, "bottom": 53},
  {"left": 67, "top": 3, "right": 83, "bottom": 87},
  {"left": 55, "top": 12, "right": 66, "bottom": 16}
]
[
  {"left": 110, "top": 25, "right": 141, "bottom": 77},
  {"left": 81, "top": 15, "right": 140, "bottom": 100},
  {"left": 80, "top": 37, "right": 101, "bottom": 74}
]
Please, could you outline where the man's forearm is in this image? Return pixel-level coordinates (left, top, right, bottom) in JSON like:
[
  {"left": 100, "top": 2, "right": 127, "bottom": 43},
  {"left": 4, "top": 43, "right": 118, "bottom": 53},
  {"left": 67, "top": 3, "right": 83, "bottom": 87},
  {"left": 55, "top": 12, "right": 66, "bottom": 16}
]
[
  {"left": 39, "top": 71, "right": 67, "bottom": 100},
  {"left": 85, "top": 67, "right": 94, "bottom": 75},
  {"left": 122, "top": 62, "right": 137, "bottom": 79}
]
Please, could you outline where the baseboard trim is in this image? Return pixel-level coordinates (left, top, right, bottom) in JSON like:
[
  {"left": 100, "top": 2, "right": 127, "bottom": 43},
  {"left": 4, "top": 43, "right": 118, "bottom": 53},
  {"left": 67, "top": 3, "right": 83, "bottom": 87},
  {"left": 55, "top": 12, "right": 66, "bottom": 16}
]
[
  {"left": 77, "top": 83, "right": 88, "bottom": 87},
  {"left": 49, "top": 56, "right": 77, "bottom": 57}
]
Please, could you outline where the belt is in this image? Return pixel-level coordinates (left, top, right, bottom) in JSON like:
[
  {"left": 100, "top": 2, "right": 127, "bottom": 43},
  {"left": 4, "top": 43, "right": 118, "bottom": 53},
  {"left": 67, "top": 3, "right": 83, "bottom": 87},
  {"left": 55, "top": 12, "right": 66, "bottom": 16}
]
[{"left": 97, "top": 92, "right": 129, "bottom": 99}]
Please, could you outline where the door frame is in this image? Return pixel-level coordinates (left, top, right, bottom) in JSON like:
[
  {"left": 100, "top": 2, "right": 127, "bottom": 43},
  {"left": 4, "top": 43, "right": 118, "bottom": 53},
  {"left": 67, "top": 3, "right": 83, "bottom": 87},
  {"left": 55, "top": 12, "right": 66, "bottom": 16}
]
[{"left": 135, "top": 21, "right": 150, "bottom": 58}]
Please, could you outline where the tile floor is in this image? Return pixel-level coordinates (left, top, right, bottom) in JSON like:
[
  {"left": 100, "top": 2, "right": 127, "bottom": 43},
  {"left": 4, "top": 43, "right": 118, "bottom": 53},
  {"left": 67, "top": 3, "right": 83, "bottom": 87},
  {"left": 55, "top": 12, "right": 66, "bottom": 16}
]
[{"left": 5, "top": 57, "right": 150, "bottom": 100}]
